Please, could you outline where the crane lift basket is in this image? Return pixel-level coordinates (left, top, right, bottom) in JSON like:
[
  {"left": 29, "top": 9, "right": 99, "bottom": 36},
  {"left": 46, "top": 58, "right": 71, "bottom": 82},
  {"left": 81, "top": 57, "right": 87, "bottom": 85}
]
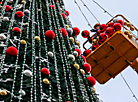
[{"left": 83, "top": 14, "right": 138, "bottom": 84}]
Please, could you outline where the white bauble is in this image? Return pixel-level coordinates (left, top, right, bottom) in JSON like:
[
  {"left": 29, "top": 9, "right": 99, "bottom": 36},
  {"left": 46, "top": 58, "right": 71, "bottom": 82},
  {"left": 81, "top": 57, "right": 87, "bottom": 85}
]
[
  {"left": 23, "top": 70, "right": 32, "bottom": 77},
  {"left": 68, "top": 54, "right": 75, "bottom": 61},
  {"left": 0, "top": 34, "right": 7, "bottom": 40},
  {"left": 24, "top": 9, "right": 30, "bottom": 14},
  {"left": 67, "top": 28, "right": 73, "bottom": 34},
  {"left": 19, "top": 90, "right": 26, "bottom": 95},
  {"left": 48, "top": 52, "right": 53, "bottom": 57},
  {"left": 3, "top": 17, "right": 9, "bottom": 21},
  {"left": 73, "top": 51, "right": 78, "bottom": 56}
]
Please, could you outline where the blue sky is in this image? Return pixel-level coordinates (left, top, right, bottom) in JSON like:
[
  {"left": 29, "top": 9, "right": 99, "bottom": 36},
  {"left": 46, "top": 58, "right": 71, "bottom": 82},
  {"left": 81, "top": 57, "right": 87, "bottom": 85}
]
[{"left": 64, "top": 0, "right": 138, "bottom": 102}]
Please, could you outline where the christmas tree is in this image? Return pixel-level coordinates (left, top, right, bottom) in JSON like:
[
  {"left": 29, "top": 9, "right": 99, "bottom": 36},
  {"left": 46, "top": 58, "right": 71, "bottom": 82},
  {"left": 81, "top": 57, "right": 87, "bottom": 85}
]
[{"left": 0, "top": 0, "right": 99, "bottom": 102}]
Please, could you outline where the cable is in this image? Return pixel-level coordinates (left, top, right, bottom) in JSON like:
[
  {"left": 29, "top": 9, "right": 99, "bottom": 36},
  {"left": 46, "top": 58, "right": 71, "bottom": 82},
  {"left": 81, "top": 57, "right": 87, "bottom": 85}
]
[
  {"left": 74, "top": 0, "right": 93, "bottom": 29},
  {"left": 80, "top": 0, "right": 100, "bottom": 23},
  {"left": 92, "top": 0, "right": 113, "bottom": 18},
  {"left": 120, "top": 73, "right": 138, "bottom": 102}
]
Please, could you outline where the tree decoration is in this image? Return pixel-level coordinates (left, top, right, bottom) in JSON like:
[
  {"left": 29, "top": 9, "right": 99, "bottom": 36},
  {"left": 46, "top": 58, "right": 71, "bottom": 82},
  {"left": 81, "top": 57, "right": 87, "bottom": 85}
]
[
  {"left": 34, "top": 36, "right": 40, "bottom": 41},
  {"left": 6, "top": 46, "right": 18, "bottom": 56},
  {"left": 114, "top": 23, "right": 122, "bottom": 31},
  {"left": 86, "top": 76, "right": 96, "bottom": 87},
  {"left": 124, "top": 21, "right": 127, "bottom": 26},
  {"left": 24, "top": 9, "right": 30, "bottom": 14},
  {"left": 8, "top": 0, "right": 13, "bottom": 3},
  {"left": 20, "top": 40, "right": 26, "bottom": 44},
  {"left": 0, "top": 90, "right": 7, "bottom": 95},
  {"left": 92, "top": 87, "right": 96, "bottom": 93},
  {"left": 12, "top": 27, "right": 21, "bottom": 33},
  {"left": 43, "top": 78, "right": 50, "bottom": 84},
  {"left": 60, "top": 8, "right": 62, "bottom": 11},
  {"left": 69, "top": 37, "right": 74, "bottom": 42},
  {"left": 3, "top": 17, "right": 9, "bottom": 21},
  {"left": 5, "top": 5, "right": 11, "bottom": 12},
  {"left": 68, "top": 54, "right": 75, "bottom": 61},
  {"left": 67, "top": 28, "right": 73, "bottom": 34},
  {"left": 19, "top": 90, "right": 26, "bottom": 95},
  {"left": 92, "top": 44, "right": 99, "bottom": 51},
  {"left": 106, "top": 27, "right": 114, "bottom": 37},
  {"left": 74, "top": 49, "right": 81, "bottom": 56},
  {"left": 73, "top": 51, "right": 78, "bottom": 56},
  {"left": 40, "top": 68, "right": 49, "bottom": 75},
  {"left": 82, "top": 55, "right": 86, "bottom": 62},
  {"left": 73, "top": 64, "right": 80, "bottom": 70},
  {"left": 83, "top": 63, "right": 91, "bottom": 73},
  {"left": 76, "top": 41, "right": 80, "bottom": 46},
  {"left": 0, "top": 34, "right": 7, "bottom": 40},
  {"left": 83, "top": 50, "right": 91, "bottom": 57},
  {"left": 24, "top": 22, "right": 29, "bottom": 26},
  {"left": 130, "top": 26, "right": 135, "bottom": 31},
  {"left": 107, "top": 22, "right": 114, "bottom": 28},
  {"left": 127, "top": 23, "right": 131, "bottom": 27},
  {"left": 21, "top": 0, "right": 26, "bottom": 4},
  {"left": 80, "top": 69, "right": 85, "bottom": 75},
  {"left": 65, "top": 10, "right": 69, "bottom": 16},
  {"left": 81, "top": 30, "right": 90, "bottom": 38},
  {"left": 15, "top": 11, "right": 24, "bottom": 18},
  {"left": 23, "top": 70, "right": 32, "bottom": 77},
  {"left": 74, "top": 45, "right": 79, "bottom": 49},
  {"left": 44, "top": 30, "right": 55, "bottom": 39},
  {"left": 62, "top": 13, "right": 65, "bottom": 19},
  {"left": 124, "top": 30, "right": 129, "bottom": 35},
  {"left": 49, "top": 5, "right": 54, "bottom": 9},
  {"left": 72, "top": 27, "right": 80, "bottom": 36},
  {"left": 99, "top": 33, "right": 107, "bottom": 42},
  {"left": 65, "top": 24, "right": 69, "bottom": 28},
  {"left": 48, "top": 52, "right": 53, "bottom": 57},
  {"left": 100, "top": 24, "right": 107, "bottom": 32},
  {"left": 58, "top": 28, "right": 67, "bottom": 37},
  {"left": 117, "top": 19, "right": 124, "bottom": 25}
]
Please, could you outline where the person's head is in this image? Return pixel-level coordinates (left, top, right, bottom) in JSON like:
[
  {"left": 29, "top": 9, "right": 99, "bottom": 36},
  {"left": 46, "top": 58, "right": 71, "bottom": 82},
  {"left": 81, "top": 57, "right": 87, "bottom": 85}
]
[{"left": 94, "top": 23, "right": 100, "bottom": 29}]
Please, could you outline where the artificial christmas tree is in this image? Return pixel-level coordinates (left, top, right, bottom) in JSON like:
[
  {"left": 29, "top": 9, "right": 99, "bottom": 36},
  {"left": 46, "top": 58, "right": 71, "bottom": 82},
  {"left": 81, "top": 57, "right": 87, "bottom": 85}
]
[{"left": 0, "top": 0, "right": 99, "bottom": 102}]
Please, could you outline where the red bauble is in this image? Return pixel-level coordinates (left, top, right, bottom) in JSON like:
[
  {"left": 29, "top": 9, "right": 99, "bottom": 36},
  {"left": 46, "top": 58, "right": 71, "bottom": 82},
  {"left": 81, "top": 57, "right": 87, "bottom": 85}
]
[
  {"left": 100, "top": 24, "right": 107, "bottom": 32},
  {"left": 92, "top": 44, "right": 99, "bottom": 51},
  {"left": 83, "top": 63, "right": 91, "bottom": 73},
  {"left": 58, "top": 28, "right": 67, "bottom": 37},
  {"left": 12, "top": 27, "right": 21, "bottom": 33},
  {"left": 86, "top": 76, "right": 96, "bottom": 87},
  {"left": 114, "top": 23, "right": 122, "bottom": 31},
  {"left": 107, "top": 22, "right": 114, "bottom": 28},
  {"left": 106, "top": 27, "right": 114, "bottom": 37},
  {"left": 74, "top": 49, "right": 81, "bottom": 56},
  {"left": 49, "top": 5, "right": 52, "bottom": 8},
  {"left": 6, "top": 46, "right": 18, "bottom": 56},
  {"left": 99, "top": 33, "right": 107, "bottom": 42},
  {"left": 62, "top": 13, "right": 65, "bottom": 19},
  {"left": 97, "top": 30, "right": 101, "bottom": 36},
  {"left": 81, "top": 30, "right": 89, "bottom": 38},
  {"left": 15, "top": 11, "right": 23, "bottom": 18},
  {"left": 45, "top": 30, "right": 55, "bottom": 39},
  {"left": 83, "top": 50, "right": 91, "bottom": 57},
  {"left": 117, "top": 19, "right": 124, "bottom": 25},
  {"left": 72, "top": 27, "right": 80, "bottom": 36},
  {"left": 65, "top": 10, "right": 69, "bottom": 16},
  {"left": 82, "top": 55, "right": 86, "bottom": 62},
  {"left": 5, "top": 5, "right": 11, "bottom": 12},
  {"left": 40, "top": 68, "right": 49, "bottom": 75},
  {"left": 52, "top": 5, "right": 54, "bottom": 9}
]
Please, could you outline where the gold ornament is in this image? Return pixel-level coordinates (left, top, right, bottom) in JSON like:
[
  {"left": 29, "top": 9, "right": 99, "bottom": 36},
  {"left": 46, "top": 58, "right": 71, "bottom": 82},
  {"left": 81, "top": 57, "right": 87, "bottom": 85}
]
[
  {"left": 128, "top": 33, "right": 133, "bottom": 39},
  {"left": 69, "top": 37, "right": 74, "bottom": 42},
  {"left": 127, "top": 23, "right": 131, "bottom": 27},
  {"left": 124, "top": 21, "right": 127, "bottom": 26},
  {"left": 0, "top": 90, "right": 7, "bottom": 96},
  {"left": 38, "top": 9, "right": 41, "bottom": 11},
  {"left": 43, "top": 78, "right": 50, "bottom": 84},
  {"left": 93, "top": 39, "right": 97, "bottom": 44},
  {"left": 25, "top": 22, "right": 28, "bottom": 26},
  {"left": 34, "top": 36, "right": 40, "bottom": 41},
  {"left": 21, "top": 0, "right": 26, "bottom": 4},
  {"left": 92, "top": 87, "right": 96, "bottom": 93},
  {"left": 20, "top": 40, "right": 26, "bottom": 44},
  {"left": 80, "top": 69, "right": 85, "bottom": 75},
  {"left": 76, "top": 41, "right": 80, "bottom": 46},
  {"left": 0, "top": 6, "right": 2, "bottom": 9},
  {"left": 74, "top": 64, "right": 80, "bottom": 70},
  {"left": 60, "top": 8, "right": 62, "bottom": 11},
  {"left": 124, "top": 30, "right": 129, "bottom": 35},
  {"left": 130, "top": 26, "right": 135, "bottom": 31},
  {"left": 65, "top": 24, "right": 69, "bottom": 28}
]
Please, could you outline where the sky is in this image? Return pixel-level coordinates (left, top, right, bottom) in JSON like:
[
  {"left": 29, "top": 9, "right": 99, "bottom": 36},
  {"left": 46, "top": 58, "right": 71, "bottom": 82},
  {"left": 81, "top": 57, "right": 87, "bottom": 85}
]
[{"left": 64, "top": 0, "right": 138, "bottom": 102}]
